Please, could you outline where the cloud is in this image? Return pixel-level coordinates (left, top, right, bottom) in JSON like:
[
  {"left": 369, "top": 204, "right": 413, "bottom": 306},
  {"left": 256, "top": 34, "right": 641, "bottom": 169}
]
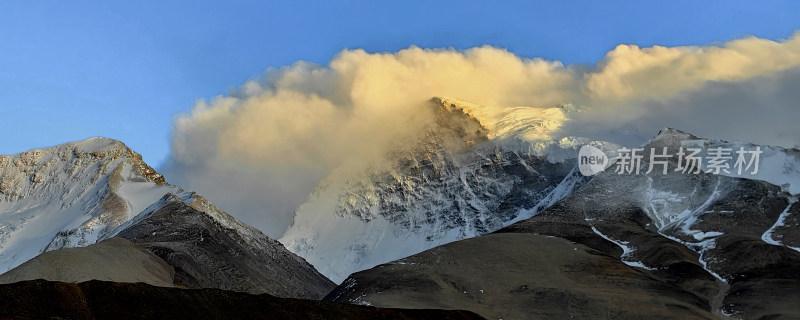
[
  {"left": 563, "top": 66, "right": 800, "bottom": 149},
  {"left": 162, "top": 33, "right": 800, "bottom": 237},
  {"left": 565, "top": 33, "right": 800, "bottom": 148},
  {"left": 585, "top": 34, "right": 800, "bottom": 102}
]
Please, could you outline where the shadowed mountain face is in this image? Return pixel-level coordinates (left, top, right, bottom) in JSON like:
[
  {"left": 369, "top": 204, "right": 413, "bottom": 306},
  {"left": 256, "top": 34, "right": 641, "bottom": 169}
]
[
  {"left": 0, "top": 279, "right": 486, "bottom": 320},
  {"left": 115, "top": 194, "right": 335, "bottom": 299},
  {"left": 326, "top": 129, "right": 800, "bottom": 319}
]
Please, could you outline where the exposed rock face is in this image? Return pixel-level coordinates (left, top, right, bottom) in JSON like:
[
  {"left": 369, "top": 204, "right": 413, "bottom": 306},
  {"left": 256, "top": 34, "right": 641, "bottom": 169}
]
[
  {"left": 327, "top": 129, "right": 800, "bottom": 319},
  {"left": 0, "top": 237, "right": 174, "bottom": 287},
  {"left": 0, "top": 279, "right": 486, "bottom": 320},
  {"left": 281, "top": 98, "right": 605, "bottom": 283},
  {"left": 115, "top": 193, "right": 335, "bottom": 299}
]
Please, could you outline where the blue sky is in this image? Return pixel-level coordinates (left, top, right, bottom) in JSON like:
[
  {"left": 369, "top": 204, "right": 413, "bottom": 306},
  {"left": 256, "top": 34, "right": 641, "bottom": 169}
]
[{"left": 1, "top": 1, "right": 798, "bottom": 167}]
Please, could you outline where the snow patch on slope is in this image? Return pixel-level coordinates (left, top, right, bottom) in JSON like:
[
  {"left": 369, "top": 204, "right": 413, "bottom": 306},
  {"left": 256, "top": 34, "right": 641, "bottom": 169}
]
[
  {"left": 762, "top": 198, "right": 800, "bottom": 253},
  {"left": 510, "top": 166, "right": 587, "bottom": 225},
  {"left": 589, "top": 224, "right": 656, "bottom": 270},
  {"left": 640, "top": 177, "right": 728, "bottom": 282}
]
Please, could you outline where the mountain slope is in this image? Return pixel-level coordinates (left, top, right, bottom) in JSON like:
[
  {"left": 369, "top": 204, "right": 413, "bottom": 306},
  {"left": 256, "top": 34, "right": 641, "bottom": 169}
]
[
  {"left": 0, "top": 138, "right": 335, "bottom": 299},
  {"left": 114, "top": 193, "right": 335, "bottom": 299},
  {"left": 327, "top": 129, "right": 800, "bottom": 319},
  {"left": 0, "top": 138, "right": 178, "bottom": 273},
  {"left": 0, "top": 237, "right": 174, "bottom": 287},
  {"left": 280, "top": 97, "right": 612, "bottom": 283},
  {"left": 327, "top": 232, "right": 716, "bottom": 319}
]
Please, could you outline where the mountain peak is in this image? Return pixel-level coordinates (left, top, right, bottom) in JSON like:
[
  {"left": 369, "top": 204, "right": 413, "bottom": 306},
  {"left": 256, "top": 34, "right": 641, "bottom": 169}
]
[
  {"left": 0, "top": 138, "right": 179, "bottom": 273},
  {"left": 430, "top": 96, "right": 490, "bottom": 127},
  {"left": 1, "top": 136, "right": 336, "bottom": 298},
  {"left": 68, "top": 137, "right": 166, "bottom": 185},
  {"left": 645, "top": 128, "right": 700, "bottom": 148},
  {"left": 71, "top": 136, "right": 127, "bottom": 152},
  {"left": 653, "top": 128, "right": 697, "bottom": 140},
  {"left": 7, "top": 137, "right": 129, "bottom": 159},
  {"left": 431, "top": 96, "right": 569, "bottom": 142}
]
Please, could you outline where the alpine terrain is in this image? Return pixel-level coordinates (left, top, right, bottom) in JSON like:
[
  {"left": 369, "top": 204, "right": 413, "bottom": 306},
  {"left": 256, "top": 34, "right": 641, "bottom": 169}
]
[
  {"left": 326, "top": 128, "right": 800, "bottom": 319},
  {"left": 2, "top": 100, "right": 798, "bottom": 319},
  {"left": 0, "top": 138, "right": 335, "bottom": 299},
  {"left": 280, "top": 97, "right": 619, "bottom": 283}
]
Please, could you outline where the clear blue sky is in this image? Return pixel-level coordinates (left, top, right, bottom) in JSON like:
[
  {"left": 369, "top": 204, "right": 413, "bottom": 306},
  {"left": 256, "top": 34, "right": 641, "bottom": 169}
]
[{"left": 1, "top": 0, "right": 798, "bottom": 167}]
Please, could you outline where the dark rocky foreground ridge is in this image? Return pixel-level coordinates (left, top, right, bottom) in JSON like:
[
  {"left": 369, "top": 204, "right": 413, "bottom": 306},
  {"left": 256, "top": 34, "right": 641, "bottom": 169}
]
[
  {"left": 326, "top": 129, "right": 800, "bottom": 320},
  {"left": 0, "top": 279, "right": 485, "bottom": 320}
]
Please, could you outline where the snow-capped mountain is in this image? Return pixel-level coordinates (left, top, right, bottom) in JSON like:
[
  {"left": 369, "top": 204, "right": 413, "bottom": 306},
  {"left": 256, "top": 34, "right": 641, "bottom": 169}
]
[
  {"left": 280, "top": 97, "right": 616, "bottom": 283},
  {"left": 327, "top": 128, "right": 800, "bottom": 319},
  {"left": 0, "top": 138, "right": 334, "bottom": 299},
  {"left": 0, "top": 138, "right": 179, "bottom": 273}
]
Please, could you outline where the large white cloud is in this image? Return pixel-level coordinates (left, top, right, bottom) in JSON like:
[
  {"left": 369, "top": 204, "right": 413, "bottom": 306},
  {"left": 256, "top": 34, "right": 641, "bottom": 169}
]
[
  {"left": 586, "top": 34, "right": 800, "bottom": 101},
  {"left": 163, "top": 33, "right": 800, "bottom": 237}
]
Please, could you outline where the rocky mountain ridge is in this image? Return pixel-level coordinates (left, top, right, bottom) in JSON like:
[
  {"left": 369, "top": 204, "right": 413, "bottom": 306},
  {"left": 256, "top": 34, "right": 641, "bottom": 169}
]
[{"left": 0, "top": 138, "right": 335, "bottom": 299}]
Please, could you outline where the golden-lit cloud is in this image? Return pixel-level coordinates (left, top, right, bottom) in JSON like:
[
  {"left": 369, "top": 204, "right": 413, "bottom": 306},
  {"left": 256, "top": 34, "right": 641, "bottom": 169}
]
[
  {"left": 586, "top": 34, "right": 800, "bottom": 102},
  {"left": 164, "top": 32, "right": 800, "bottom": 237}
]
